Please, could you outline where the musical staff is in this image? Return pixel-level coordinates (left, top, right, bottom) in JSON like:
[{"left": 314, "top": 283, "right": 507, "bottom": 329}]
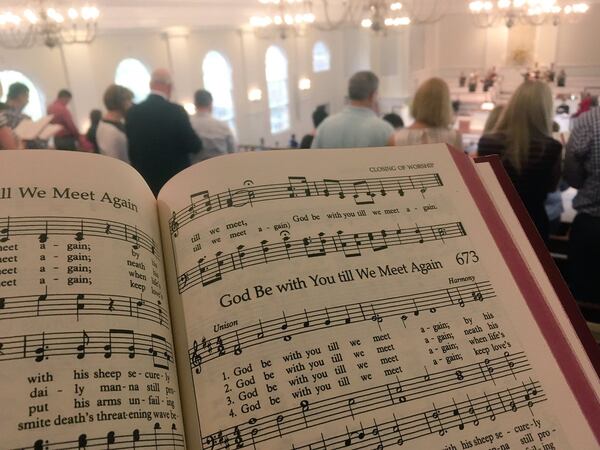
[
  {"left": 0, "top": 215, "right": 159, "bottom": 257},
  {"left": 168, "top": 173, "right": 444, "bottom": 236},
  {"left": 13, "top": 424, "right": 184, "bottom": 450},
  {"left": 0, "top": 290, "right": 168, "bottom": 328},
  {"left": 202, "top": 352, "right": 530, "bottom": 449},
  {"left": 178, "top": 222, "right": 466, "bottom": 293},
  {"left": 188, "top": 281, "right": 493, "bottom": 373},
  {"left": 0, "top": 329, "right": 173, "bottom": 369},
  {"left": 292, "top": 381, "right": 545, "bottom": 450}
]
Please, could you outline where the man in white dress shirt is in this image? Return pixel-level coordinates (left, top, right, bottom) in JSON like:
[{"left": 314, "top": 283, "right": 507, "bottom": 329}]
[{"left": 190, "top": 89, "right": 236, "bottom": 163}]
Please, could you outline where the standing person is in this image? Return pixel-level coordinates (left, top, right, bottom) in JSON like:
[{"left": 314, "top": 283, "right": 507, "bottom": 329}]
[
  {"left": 478, "top": 81, "right": 562, "bottom": 241},
  {"left": 300, "top": 105, "right": 328, "bottom": 149},
  {"left": 126, "top": 68, "right": 202, "bottom": 195},
  {"left": 4, "top": 82, "right": 30, "bottom": 129},
  {"left": 564, "top": 106, "right": 600, "bottom": 301},
  {"left": 47, "top": 89, "right": 81, "bottom": 150},
  {"left": 96, "top": 85, "right": 134, "bottom": 164},
  {"left": 392, "top": 78, "right": 463, "bottom": 150},
  {"left": 312, "top": 71, "right": 393, "bottom": 149},
  {"left": 85, "top": 109, "right": 102, "bottom": 153},
  {"left": 189, "top": 89, "right": 236, "bottom": 163}
]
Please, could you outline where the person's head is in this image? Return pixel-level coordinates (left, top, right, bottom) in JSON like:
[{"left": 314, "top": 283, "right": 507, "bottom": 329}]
[
  {"left": 194, "top": 89, "right": 213, "bottom": 113},
  {"left": 150, "top": 68, "right": 173, "bottom": 99},
  {"left": 411, "top": 78, "right": 453, "bottom": 129},
  {"left": 57, "top": 89, "right": 72, "bottom": 105},
  {"left": 382, "top": 113, "right": 404, "bottom": 130},
  {"left": 89, "top": 109, "right": 102, "bottom": 126},
  {"left": 312, "top": 105, "right": 328, "bottom": 129},
  {"left": 7, "top": 82, "right": 29, "bottom": 111},
  {"left": 348, "top": 71, "right": 380, "bottom": 109},
  {"left": 494, "top": 80, "right": 554, "bottom": 172},
  {"left": 483, "top": 105, "right": 505, "bottom": 135},
  {"left": 103, "top": 84, "right": 134, "bottom": 115}
]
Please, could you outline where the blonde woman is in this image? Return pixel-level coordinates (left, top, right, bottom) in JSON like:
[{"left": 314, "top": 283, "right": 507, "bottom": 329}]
[
  {"left": 478, "top": 80, "right": 561, "bottom": 240},
  {"left": 392, "top": 78, "right": 463, "bottom": 150}
]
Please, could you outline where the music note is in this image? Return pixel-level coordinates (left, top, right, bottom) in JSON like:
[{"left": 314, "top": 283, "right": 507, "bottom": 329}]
[
  {"left": 78, "top": 434, "right": 87, "bottom": 449},
  {"left": 456, "top": 370, "right": 464, "bottom": 381},
  {"left": 76, "top": 294, "right": 85, "bottom": 320},
  {"left": 344, "top": 426, "right": 353, "bottom": 446},
  {"left": 281, "top": 312, "right": 292, "bottom": 341},
  {"left": 189, "top": 190, "right": 211, "bottom": 218},
  {"left": 303, "top": 309, "right": 310, "bottom": 328},
  {"left": 257, "top": 319, "right": 265, "bottom": 339},
  {"left": 436, "top": 227, "right": 447, "bottom": 243},
  {"left": 34, "top": 440, "right": 47, "bottom": 450},
  {"left": 352, "top": 180, "right": 375, "bottom": 205},
  {"left": 0, "top": 216, "right": 10, "bottom": 242},
  {"left": 412, "top": 299, "right": 420, "bottom": 317},
  {"left": 300, "top": 399, "right": 310, "bottom": 426},
  {"left": 150, "top": 333, "right": 170, "bottom": 369},
  {"left": 77, "top": 330, "right": 90, "bottom": 359},
  {"left": 466, "top": 394, "right": 480, "bottom": 425},
  {"left": 260, "top": 240, "right": 270, "bottom": 263},
  {"left": 415, "top": 224, "right": 424, "bottom": 244},
  {"left": 344, "top": 305, "right": 352, "bottom": 324},
  {"left": 34, "top": 332, "right": 47, "bottom": 362},
  {"left": 483, "top": 392, "right": 496, "bottom": 421},
  {"left": 452, "top": 398, "right": 465, "bottom": 430},
  {"left": 106, "top": 431, "right": 116, "bottom": 449},
  {"left": 431, "top": 403, "right": 446, "bottom": 436},
  {"left": 372, "top": 418, "right": 384, "bottom": 450},
  {"left": 36, "top": 286, "right": 48, "bottom": 317},
  {"left": 38, "top": 221, "right": 48, "bottom": 243},
  {"left": 323, "top": 179, "right": 345, "bottom": 199},
  {"left": 275, "top": 414, "right": 285, "bottom": 437},
  {"left": 153, "top": 422, "right": 161, "bottom": 448},
  {"left": 504, "top": 351, "right": 516, "bottom": 378},
  {"left": 287, "top": 176, "right": 312, "bottom": 198},
  {"left": 423, "top": 366, "right": 431, "bottom": 381},
  {"left": 132, "top": 429, "right": 141, "bottom": 450},
  {"left": 233, "top": 331, "right": 243, "bottom": 355},
  {"left": 392, "top": 412, "right": 404, "bottom": 445},
  {"left": 75, "top": 220, "right": 85, "bottom": 241},
  {"left": 348, "top": 398, "right": 356, "bottom": 419},
  {"left": 131, "top": 226, "right": 140, "bottom": 250},
  {"left": 324, "top": 307, "right": 332, "bottom": 326}
]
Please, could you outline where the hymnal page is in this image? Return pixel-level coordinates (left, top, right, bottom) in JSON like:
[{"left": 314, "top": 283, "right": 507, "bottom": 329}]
[
  {"left": 158, "top": 145, "right": 598, "bottom": 449},
  {"left": 0, "top": 151, "right": 185, "bottom": 449}
]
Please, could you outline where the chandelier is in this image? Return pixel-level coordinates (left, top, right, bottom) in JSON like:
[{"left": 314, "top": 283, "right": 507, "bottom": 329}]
[
  {"left": 316, "top": 0, "right": 448, "bottom": 31},
  {"left": 468, "top": 0, "right": 589, "bottom": 27},
  {"left": 250, "top": 0, "right": 316, "bottom": 39},
  {"left": 0, "top": 1, "right": 100, "bottom": 49}
]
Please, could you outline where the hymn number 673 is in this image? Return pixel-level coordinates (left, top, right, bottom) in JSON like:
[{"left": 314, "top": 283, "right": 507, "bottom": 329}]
[{"left": 456, "top": 250, "right": 479, "bottom": 265}]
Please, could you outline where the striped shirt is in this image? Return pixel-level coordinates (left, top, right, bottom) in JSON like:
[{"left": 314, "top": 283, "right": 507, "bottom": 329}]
[{"left": 565, "top": 108, "right": 600, "bottom": 217}]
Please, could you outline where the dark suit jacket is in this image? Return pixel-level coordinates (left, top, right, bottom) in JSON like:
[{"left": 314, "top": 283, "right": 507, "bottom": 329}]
[{"left": 126, "top": 94, "right": 201, "bottom": 195}]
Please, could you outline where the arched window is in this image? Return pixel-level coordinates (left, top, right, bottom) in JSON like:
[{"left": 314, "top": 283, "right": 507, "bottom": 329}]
[
  {"left": 0, "top": 70, "right": 44, "bottom": 120},
  {"left": 312, "top": 41, "right": 331, "bottom": 73},
  {"left": 265, "top": 46, "right": 290, "bottom": 134},
  {"left": 202, "top": 51, "right": 235, "bottom": 131},
  {"left": 114, "top": 58, "right": 151, "bottom": 103}
]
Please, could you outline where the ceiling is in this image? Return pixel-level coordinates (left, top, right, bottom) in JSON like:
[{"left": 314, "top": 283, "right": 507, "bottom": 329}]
[{"left": 8, "top": 0, "right": 600, "bottom": 32}]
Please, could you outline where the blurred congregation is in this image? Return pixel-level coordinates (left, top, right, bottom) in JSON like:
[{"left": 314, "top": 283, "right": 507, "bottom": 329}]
[{"left": 1, "top": 0, "right": 600, "bottom": 324}]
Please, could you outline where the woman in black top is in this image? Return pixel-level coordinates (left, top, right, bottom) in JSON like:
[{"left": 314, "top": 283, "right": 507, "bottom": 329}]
[{"left": 478, "top": 81, "right": 562, "bottom": 241}]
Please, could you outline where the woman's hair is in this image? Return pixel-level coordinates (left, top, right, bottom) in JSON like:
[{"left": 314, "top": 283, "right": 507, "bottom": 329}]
[
  {"left": 103, "top": 84, "right": 134, "bottom": 113},
  {"left": 493, "top": 80, "right": 554, "bottom": 172},
  {"left": 411, "top": 78, "right": 453, "bottom": 128},
  {"left": 483, "top": 105, "right": 505, "bottom": 135}
]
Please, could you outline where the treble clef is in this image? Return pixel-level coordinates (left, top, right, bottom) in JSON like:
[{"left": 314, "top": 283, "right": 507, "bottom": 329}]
[
  {"left": 170, "top": 211, "right": 180, "bottom": 237},
  {"left": 191, "top": 340, "right": 202, "bottom": 374}
]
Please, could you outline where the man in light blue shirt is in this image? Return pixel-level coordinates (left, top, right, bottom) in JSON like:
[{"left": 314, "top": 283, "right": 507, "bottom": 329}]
[{"left": 312, "top": 71, "right": 394, "bottom": 149}]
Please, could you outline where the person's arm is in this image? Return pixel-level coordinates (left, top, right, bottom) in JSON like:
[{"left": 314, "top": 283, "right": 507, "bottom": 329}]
[
  {"left": 176, "top": 106, "right": 202, "bottom": 154},
  {"left": 564, "top": 119, "right": 590, "bottom": 189},
  {"left": 57, "top": 105, "right": 80, "bottom": 138},
  {"left": 0, "top": 126, "right": 19, "bottom": 150}
]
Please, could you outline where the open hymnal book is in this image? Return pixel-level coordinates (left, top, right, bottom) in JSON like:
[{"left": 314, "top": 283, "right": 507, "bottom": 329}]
[
  {"left": 0, "top": 145, "right": 598, "bottom": 450},
  {"left": 13, "top": 115, "right": 62, "bottom": 141}
]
